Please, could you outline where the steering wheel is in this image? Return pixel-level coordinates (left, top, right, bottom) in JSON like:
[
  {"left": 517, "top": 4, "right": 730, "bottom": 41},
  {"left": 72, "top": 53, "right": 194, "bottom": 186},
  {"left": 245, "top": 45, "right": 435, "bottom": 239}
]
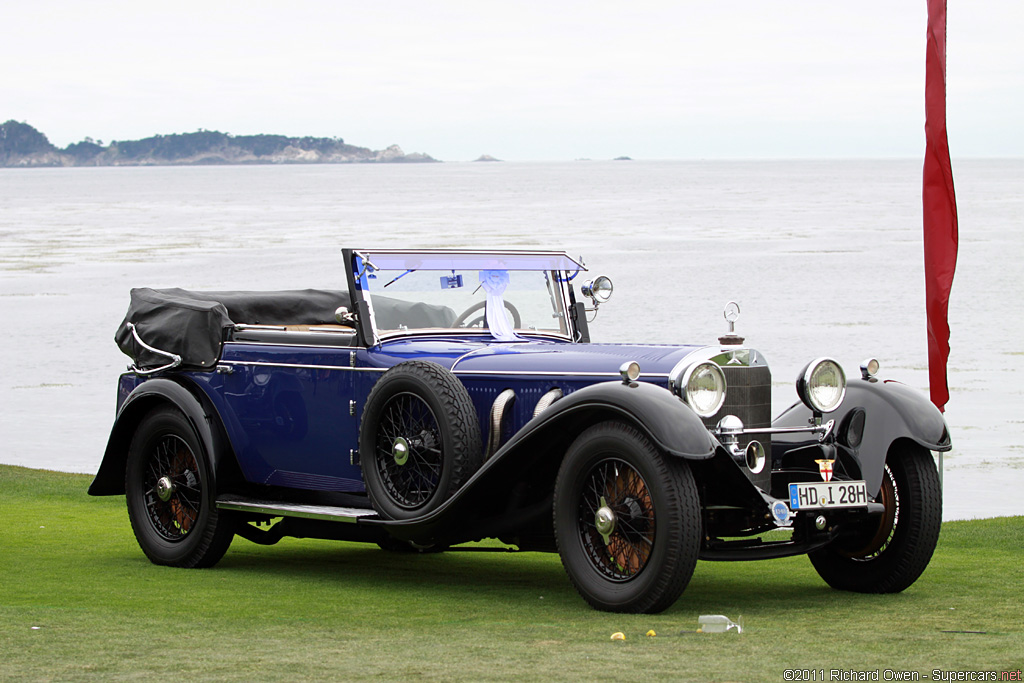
[{"left": 453, "top": 300, "right": 522, "bottom": 329}]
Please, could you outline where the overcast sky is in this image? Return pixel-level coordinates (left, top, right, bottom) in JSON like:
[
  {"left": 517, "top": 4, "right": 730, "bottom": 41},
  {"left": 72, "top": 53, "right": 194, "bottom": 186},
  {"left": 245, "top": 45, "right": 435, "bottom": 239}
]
[{"left": 4, "top": 1, "right": 1021, "bottom": 161}]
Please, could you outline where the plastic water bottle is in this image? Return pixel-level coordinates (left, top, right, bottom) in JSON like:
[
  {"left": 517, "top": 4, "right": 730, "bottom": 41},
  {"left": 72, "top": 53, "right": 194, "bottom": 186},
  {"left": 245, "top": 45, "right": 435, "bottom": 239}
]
[{"left": 698, "top": 614, "right": 742, "bottom": 633}]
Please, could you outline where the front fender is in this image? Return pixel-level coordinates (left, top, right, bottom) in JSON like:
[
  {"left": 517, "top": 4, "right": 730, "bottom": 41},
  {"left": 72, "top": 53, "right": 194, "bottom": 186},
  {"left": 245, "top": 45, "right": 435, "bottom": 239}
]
[
  {"left": 373, "top": 380, "right": 716, "bottom": 545},
  {"left": 88, "top": 376, "right": 233, "bottom": 496},
  {"left": 773, "top": 378, "right": 951, "bottom": 495},
  {"left": 525, "top": 380, "right": 717, "bottom": 460}
]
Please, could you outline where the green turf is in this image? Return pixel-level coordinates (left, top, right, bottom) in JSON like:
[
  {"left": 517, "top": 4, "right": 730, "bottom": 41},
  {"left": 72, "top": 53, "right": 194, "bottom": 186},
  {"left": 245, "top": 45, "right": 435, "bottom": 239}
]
[{"left": 1, "top": 465, "right": 1021, "bottom": 681}]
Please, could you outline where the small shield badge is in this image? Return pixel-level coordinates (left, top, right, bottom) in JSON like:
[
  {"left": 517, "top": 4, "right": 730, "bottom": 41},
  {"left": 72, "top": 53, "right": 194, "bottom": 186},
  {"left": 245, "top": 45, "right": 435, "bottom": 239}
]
[{"left": 815, "top": 459, "right": 835, "bottom": 482}]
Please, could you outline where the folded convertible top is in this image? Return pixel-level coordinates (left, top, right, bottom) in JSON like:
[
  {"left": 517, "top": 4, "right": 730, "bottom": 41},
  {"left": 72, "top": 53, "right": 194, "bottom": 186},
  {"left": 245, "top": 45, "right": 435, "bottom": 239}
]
[{"left": 115, "top": 288, "right": 351, "bottom": 370}]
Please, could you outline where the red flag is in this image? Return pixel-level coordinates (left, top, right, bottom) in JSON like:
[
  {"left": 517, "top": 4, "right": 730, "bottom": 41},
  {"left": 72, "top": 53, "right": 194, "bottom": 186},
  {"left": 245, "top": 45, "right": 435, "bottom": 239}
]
[{"left": 923, "top": 0, "right": 958, "bottom": 412}]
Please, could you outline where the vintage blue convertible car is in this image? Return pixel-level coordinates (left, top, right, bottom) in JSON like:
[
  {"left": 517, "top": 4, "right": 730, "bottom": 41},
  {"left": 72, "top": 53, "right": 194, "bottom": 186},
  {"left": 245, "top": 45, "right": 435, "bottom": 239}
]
[{"left": 90, "top": 248, "right": 951, "bottom": 613}]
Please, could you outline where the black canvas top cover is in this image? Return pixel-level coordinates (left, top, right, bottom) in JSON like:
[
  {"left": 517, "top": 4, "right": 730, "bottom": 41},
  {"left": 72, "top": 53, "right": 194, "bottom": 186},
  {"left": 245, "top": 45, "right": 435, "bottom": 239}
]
[{"left": 115, "top": 288, "right": 351, "bottom": 370}]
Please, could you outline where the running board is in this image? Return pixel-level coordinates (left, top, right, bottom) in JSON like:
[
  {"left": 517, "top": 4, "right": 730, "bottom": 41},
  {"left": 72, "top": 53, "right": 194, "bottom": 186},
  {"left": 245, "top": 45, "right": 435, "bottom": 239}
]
[{"left": 217, "top": 495, "right": 380, "bottom": 524}]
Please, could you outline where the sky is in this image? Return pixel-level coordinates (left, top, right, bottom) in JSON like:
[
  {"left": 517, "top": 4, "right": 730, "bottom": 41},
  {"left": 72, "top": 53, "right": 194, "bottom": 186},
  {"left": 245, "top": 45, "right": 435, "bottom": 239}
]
[{"left": 3, "top": 1, "right": 1022, "bottom": 161}]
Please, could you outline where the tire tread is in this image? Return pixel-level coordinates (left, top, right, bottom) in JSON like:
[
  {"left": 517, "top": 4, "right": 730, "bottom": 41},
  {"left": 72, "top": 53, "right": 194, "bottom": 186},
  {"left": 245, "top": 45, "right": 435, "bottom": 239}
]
[
  {"left": 125, "top": 405, "right": 234, "bottom": 568},
  {"left": 809, "top": 443, "right": 941, "bottom": 593},
  {"left": 554, "top": 421, "right": 701, "bottom": 613}
]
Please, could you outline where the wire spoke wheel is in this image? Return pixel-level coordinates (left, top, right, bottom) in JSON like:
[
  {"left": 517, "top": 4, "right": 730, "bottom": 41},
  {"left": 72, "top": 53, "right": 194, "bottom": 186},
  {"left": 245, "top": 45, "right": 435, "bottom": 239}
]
[
  {"left": 143, "top": 433, "right": 202, "bottom": 541},
  {"left": 374, "top": 392, "right": 444, "bottom": 509},
  {"left": 359, "top": 360, "right": 482, "bottom": 521},
  {"left": 125, "top": 406, "right": 234, "bottom": 568},
  {"left": 577, "top": 458, "right": 655, "bottom": 581},
  {"left": 554, "top": 421, "right": 700, "bottom": 613}
]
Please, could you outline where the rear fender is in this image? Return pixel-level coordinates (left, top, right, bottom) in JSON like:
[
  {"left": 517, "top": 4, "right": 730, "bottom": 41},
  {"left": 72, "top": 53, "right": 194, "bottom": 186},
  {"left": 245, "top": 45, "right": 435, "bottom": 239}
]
[
  {"left": 772, "top": 378, "right": 951, "bottom": 496},
  {"left": 88, "top": 376, "right": 235, "bottom": 496}
]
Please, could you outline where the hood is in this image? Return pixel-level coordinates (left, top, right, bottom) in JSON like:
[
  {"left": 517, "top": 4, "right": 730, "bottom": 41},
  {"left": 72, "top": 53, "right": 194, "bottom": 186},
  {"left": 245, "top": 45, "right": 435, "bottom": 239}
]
[{"left": 450, "top": 342, "right": 709, "bottom": 380}]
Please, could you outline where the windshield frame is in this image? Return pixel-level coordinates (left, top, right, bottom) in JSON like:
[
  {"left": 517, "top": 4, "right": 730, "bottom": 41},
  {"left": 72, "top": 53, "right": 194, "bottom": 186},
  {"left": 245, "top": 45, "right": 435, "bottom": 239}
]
[{"left": 344, "top": 248, "right": 585, "bottom": 346}]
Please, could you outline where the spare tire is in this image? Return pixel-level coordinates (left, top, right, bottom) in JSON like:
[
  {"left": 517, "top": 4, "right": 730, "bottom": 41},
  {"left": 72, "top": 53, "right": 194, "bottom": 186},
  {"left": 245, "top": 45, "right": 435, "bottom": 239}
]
[{"left": 359, "top": 360, "right": 482, "bottom": 520}]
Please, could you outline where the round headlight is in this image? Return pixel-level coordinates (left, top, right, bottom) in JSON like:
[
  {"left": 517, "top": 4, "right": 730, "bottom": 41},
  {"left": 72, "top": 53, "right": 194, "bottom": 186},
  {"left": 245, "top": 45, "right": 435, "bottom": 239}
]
[
  {"left": 680, "top": 362, "right": 727, "bottom": 417},
  {"left": 581, "top": 276, "right": 614, "bottom": 303},
  {"left": 796, "top": 358, "right": 847, "bottom": 413}
]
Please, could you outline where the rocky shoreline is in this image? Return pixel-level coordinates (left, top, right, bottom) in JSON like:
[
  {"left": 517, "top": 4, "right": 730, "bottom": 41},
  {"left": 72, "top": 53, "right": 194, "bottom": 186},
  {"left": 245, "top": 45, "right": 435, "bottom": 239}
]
[{"left": 0, "top": 120, "right": 437, "bottom": 167}]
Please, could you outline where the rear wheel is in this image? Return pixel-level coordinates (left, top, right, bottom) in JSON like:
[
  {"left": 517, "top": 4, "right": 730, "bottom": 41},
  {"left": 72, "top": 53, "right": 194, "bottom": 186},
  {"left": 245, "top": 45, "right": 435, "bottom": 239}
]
[
  {"left": 125, "top": 406, "right": 234, "bottom": 567},
  {"left": 809, "top": 442, "right": 941, "bottom": 592},
  {"left": 554, "top": 421, "right": 701, "bottom": 613}
]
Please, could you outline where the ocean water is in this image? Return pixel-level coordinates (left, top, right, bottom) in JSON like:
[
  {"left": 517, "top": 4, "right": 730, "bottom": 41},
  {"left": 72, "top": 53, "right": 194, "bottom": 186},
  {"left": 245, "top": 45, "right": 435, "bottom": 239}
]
[{"left": 1, "top": 159, "right": 1021, "bottom": 521}]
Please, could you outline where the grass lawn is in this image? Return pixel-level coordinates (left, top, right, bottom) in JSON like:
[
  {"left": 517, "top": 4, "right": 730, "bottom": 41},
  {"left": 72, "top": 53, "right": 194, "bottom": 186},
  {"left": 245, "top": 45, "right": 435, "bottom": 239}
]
[{"left": 1, "top": 465, "right": 1021, "bottom": 682}]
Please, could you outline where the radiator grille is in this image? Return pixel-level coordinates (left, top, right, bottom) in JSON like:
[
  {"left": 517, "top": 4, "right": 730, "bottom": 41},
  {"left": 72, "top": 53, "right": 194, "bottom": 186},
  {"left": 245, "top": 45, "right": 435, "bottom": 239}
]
[
  {"left": 703, "top": 364, "right": 772, "bottom": 489},
  {"left": 714, "top": 365, "right": 772, "bottom": 429}
]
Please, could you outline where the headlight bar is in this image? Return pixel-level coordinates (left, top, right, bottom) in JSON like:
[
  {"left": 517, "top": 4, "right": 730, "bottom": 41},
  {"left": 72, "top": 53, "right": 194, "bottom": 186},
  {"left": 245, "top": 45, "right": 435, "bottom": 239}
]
[{"left": 713, "top": 419, "right": 835, "bottom": 442}]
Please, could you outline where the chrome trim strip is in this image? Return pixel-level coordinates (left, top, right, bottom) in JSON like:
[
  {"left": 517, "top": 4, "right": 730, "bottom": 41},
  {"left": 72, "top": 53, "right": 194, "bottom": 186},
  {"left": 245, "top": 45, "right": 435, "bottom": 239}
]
[
  {"left": 449, "top": 346, "right": 492, "bottom": 372},
  {"left": 453, "top": 369, "right": 670, "bottom": 379},
  {"left": 216, "top": 497, "right": 377, "bottom": 523},
  {"left": 306, "top": 327, "right": 358, "bottom": 334},
  {"left": 234, "top": 324, "right": 287, "bottom": 331},
  {"left": 233, "top": 325, "right": 357, "bottom": 335},
  {"left": 374, "top": 329, "right": 571, "bottom": 343},
  {"left": 713, "top": 422, "right": 833, "bottom": 439},
  {"left": 218, "top": 359, "right": 388, "bottom": 373},
  {"left": 227, "top": 340, "right": 362, "bottom": 350},
  {"left": 221, "top": 356, "right": 668, "bottom": 378},
  {"left": 353, "top": 248, "right": 587, "bottom": 271}
]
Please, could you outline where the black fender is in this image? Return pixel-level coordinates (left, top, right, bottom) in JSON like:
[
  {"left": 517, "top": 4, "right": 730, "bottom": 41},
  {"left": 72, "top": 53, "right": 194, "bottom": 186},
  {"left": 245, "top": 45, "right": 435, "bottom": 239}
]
[
  {"left": 368, "top": 379, "right": 716, "bottom": 546},
  {"left": 497, "top": 378, "right": 716, "bottom": 463},
  {"left": 88, "top": 376, "right": 236, "bottom": 496},
  {"left": 772, "top": 378, "right": 951, "bottom": 496}
]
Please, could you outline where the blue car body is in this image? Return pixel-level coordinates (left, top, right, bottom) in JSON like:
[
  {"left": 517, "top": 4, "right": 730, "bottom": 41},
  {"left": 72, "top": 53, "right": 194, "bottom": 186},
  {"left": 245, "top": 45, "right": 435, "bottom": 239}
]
[{"left": 91, "top": 248, "right": 951, "bottom": 613}]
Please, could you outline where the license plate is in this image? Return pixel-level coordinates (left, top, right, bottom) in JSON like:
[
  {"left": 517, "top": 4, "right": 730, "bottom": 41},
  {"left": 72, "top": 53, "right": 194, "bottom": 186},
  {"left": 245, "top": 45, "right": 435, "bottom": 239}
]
[{"left": 789, "top": 480, "right": 869, "bottom": 510}]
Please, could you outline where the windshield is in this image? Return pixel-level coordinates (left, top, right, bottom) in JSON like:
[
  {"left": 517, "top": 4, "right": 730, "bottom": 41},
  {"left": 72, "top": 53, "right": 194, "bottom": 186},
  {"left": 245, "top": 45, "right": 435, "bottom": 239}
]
[{"left": 354, "top": 251, "right": 581, "bottom": 341}]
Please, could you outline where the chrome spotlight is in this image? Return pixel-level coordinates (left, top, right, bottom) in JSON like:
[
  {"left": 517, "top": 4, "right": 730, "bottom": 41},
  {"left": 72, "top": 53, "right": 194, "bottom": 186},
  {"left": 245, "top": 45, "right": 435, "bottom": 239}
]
[{"left": 581, "top": 276, "right": 613, "bottom": 305}]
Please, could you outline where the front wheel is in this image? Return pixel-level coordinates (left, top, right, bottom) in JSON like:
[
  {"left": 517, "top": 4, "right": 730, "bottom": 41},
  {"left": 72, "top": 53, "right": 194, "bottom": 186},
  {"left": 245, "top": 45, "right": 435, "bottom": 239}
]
[
  {"left": 809, "top": 442, "right": 941, "bottom": 593},
  {"left": 554, "top": 421, "right": 701, "bottom": 613},
  {"left": 125, "top": 406, "right": 234, "bottom": 568}
]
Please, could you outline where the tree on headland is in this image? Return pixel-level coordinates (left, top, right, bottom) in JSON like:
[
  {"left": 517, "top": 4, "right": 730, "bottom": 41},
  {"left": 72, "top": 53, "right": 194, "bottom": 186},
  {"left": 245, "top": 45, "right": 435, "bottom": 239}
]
[
  {"left": 64, "top": 140, "right": 106, "bottom": 163},
  {"left": 0, "top": 120, "right": 57, "bottom": 162},
  {"left": 0, "top": 121, "right": 436, "bottom": 166}
]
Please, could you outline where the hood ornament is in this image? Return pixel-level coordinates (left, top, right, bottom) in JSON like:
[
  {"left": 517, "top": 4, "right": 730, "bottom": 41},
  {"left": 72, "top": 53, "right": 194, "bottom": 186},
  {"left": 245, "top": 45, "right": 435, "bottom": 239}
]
[{"left": 719, "top": 301, "right": 745, "bottom": 346}]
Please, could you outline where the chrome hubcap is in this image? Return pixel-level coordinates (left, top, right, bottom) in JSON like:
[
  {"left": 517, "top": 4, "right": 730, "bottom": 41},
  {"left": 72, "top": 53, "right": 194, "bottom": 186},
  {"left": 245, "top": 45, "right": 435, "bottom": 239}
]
[
  {"left": 392, "top": 437, "right": 410, "bottom": 466},
  {"left": 155, "top": 476, "right": 175, "bottom": 502},
  {"left": 595, "top": 496, "right": 616, "bottom": 545}
]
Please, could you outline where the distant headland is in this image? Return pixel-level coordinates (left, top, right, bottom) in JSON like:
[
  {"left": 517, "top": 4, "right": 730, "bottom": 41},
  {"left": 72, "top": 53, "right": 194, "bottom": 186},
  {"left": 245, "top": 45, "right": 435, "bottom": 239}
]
[{"left": 0, "top": 120, "right": 438, "bottom": 167}]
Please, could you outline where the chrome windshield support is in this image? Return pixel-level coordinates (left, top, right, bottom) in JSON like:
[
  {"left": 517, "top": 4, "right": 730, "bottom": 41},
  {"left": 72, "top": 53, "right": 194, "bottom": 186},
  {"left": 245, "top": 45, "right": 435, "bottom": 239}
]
[
  {"left": 126, "top": 322, "right": 182, "bottom": 376},
  {"left": 352, "top": 250, "right": 379, "bottom": 280}
]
